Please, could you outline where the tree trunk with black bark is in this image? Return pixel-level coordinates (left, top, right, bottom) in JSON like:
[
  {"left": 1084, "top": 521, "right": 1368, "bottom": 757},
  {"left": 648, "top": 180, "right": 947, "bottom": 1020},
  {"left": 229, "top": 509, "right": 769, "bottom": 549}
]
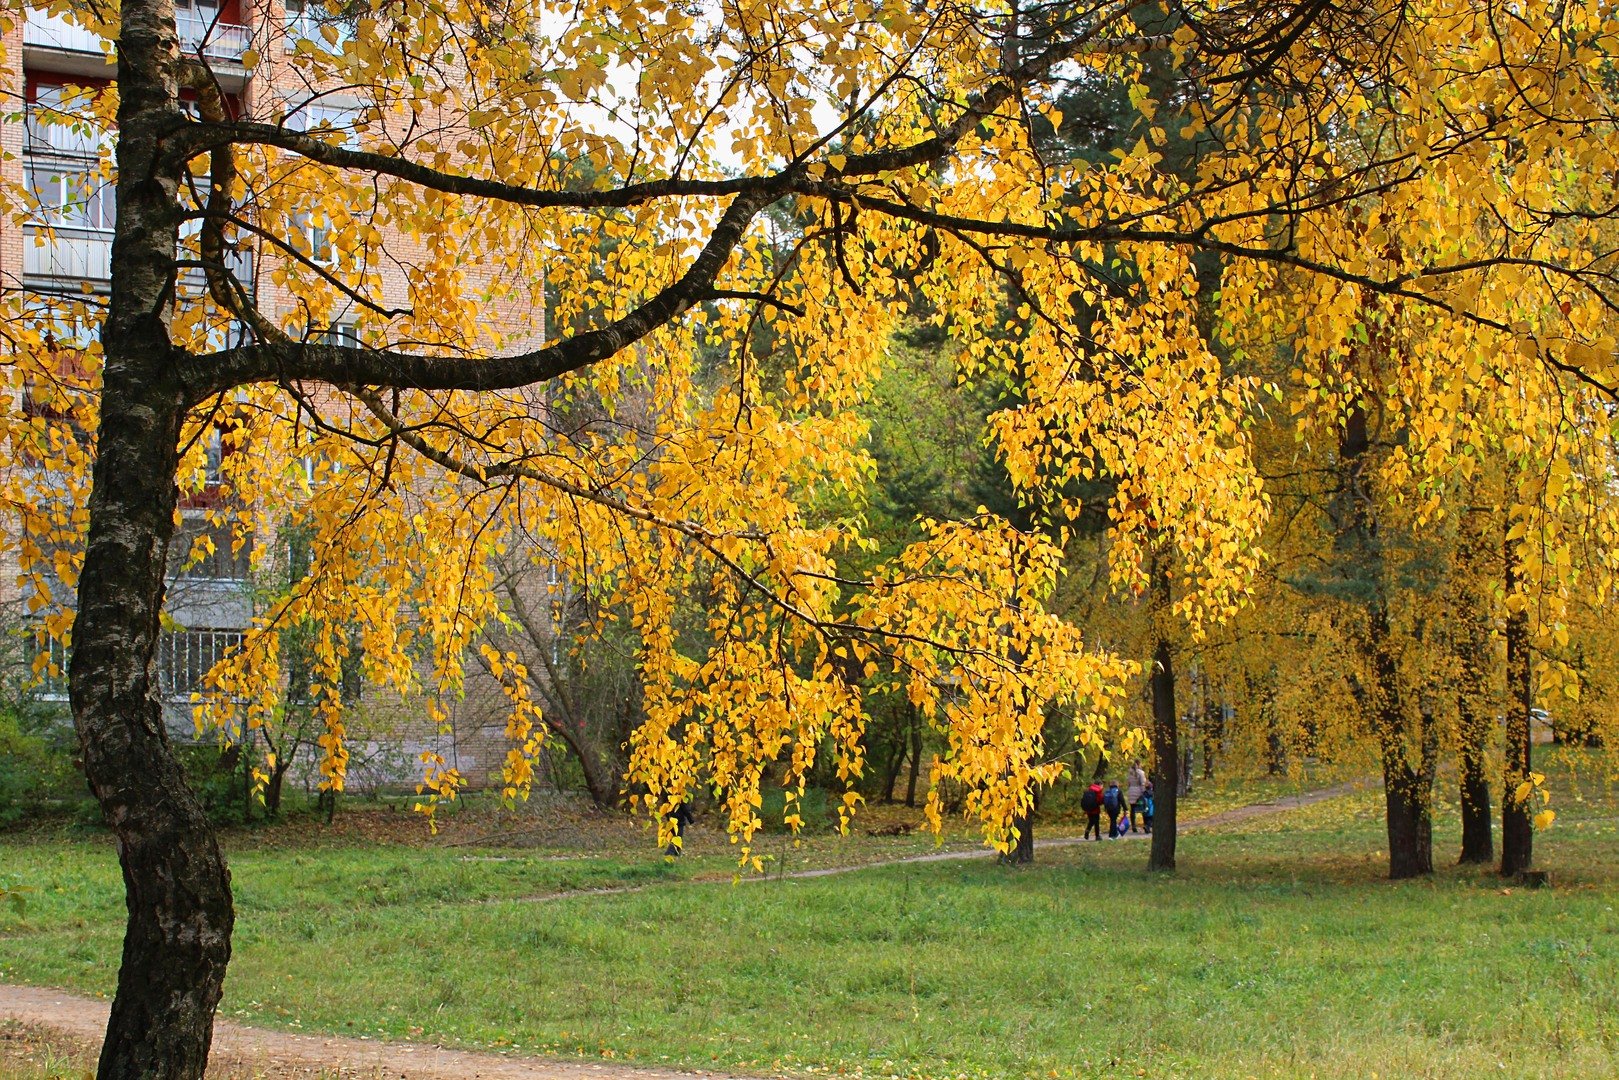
[
  {"left": 265, "top": 757, "right": 293, "bottom": 819},
  {"left": 1201, "top": 697, "right": 1222, "bottom": 780},
  {"left": 1004, "top": 806, "right": 1035, "bottom": 864},
  {"left": 1502, "top": 531, "right": 1534, "bottom": 877},
  {"left": 1456, "top": 623, "right": 1494, "bottom": 865},
  {"left": 1149, "top": 634, "right": 1178, "bottom": 871},
  {"left": 1457, "top": 696, "right": 1494, "bottom": 865},
  {"left": 1366, "top": 607, "right": 1434, "bottom": 879},
  {"left": 880, "top": 741, "right": 903, "bottom": 803},
  {"left": 1263, "top": 669, "right": 1286, "bottom": 775},
  {"left": 1331, "top": 398, "right": 1434, "bottom": 879},
  {"left": 905, "top": 707, "right": 923, "bottom": 807},
  {"left": 67, "top": 9, "right": 239, "bottom": 1072}
]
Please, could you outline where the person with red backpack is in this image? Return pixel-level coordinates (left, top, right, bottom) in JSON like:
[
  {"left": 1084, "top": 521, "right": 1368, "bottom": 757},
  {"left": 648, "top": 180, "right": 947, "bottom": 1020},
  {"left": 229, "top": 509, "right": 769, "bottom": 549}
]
[{"left": 1081, "top": 780, "right": 1104, "bottom": 840}]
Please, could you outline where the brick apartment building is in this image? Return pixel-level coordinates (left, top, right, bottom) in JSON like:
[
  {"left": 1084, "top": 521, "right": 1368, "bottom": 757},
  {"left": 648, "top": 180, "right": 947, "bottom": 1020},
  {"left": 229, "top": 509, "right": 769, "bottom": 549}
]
[{"left": 1, "top": 0, "right": 555, "bottom": 792}]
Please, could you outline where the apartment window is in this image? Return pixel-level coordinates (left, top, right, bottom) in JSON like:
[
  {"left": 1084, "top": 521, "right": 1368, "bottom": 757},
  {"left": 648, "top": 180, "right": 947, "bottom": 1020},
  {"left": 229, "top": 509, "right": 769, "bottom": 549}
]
[
  {"left": 175, "top": 0, "right": 223, "bottom": 19},
  {"left": 203, "top": 427, "right": 226, "bottom": 485},
  {"left": 26, "top": 85, "right": 108, "bottom": 160},
  {"left": 285, "top": 0, "right": 356, "bottom": 49},
  {"left": 26, "top": 163, "right": 115, "bottom": 232},
  {"left": 171, "top": 517, "right": 252, "bottom": 582},
  {"left": 310, "top": 220, "right": 336, "bottom": 266},
  {"left": 202, "top": 319, "right": 255, "bottom": 352},
  {"left": 16, "top": 298, "right": 101, "bottom": 350},
  {"left": 31, "top": 631, "right": 71, "bottom": 701},
  {"left": 286, "top": 101, "right": 360, "bottom": 146},
  {"left": 312, "top": 322, "right": 359, "bottom": 347},
  {"left": 285, "top": 210, "right": 342, "bottom": 268},
  {"left": 158, "top": 629, "right": 244, "bottom": 700}
]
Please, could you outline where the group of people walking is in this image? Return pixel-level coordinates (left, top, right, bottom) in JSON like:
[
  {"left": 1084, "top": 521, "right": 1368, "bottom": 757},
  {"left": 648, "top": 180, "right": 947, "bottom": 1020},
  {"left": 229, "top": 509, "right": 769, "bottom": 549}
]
[{"left": 1081, "top": 761, "right": 1153, "bottom": 840}]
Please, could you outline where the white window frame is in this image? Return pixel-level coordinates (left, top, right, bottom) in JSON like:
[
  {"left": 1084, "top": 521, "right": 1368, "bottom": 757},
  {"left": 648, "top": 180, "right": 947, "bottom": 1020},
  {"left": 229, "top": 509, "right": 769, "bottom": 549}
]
[{"left": 284, "top": 0, "right": 356, "bottom": 50}]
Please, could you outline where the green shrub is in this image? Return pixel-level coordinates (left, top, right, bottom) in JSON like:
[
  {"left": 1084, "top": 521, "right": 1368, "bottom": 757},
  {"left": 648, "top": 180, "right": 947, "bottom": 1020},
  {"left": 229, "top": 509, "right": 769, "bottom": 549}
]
[
  {"left": 0, "top": 704, "right": 85, "bottom": 826},
  {"left": 174, "top": 743, "right": 254, "bottom": 826},
  {"left": 757, "top": 784, "right": 832, "bottom": 834}
]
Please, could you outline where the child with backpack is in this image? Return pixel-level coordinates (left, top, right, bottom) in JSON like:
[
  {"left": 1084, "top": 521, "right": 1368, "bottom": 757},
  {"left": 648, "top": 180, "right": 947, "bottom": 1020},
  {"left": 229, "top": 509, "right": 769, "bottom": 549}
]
[
  {"left": 1141, "top": 781, "right": 1155, "bottom": 834},
  {"left": 1081, "top": 781, "right": 1104, "bottom": 840},
  {"left": 1103, "top": 781, "right": 1125, "bottom": 838}
]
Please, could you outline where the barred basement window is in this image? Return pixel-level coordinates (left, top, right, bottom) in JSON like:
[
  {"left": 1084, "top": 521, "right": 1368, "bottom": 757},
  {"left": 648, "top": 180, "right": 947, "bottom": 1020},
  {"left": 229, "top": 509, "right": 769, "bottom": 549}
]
[{"left": 158, "top": 629, "right": 244, "bottom": 700}]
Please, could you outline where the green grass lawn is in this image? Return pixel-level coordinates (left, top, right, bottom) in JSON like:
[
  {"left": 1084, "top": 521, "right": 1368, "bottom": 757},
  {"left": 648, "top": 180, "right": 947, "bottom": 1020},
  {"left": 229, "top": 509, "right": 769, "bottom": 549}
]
[{"left": 2, "top": 749, "right": 1617, "bottom": 1078}]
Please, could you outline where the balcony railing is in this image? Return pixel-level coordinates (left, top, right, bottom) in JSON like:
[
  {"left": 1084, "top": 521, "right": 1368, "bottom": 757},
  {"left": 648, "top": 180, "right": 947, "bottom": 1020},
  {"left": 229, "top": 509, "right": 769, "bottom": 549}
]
[
  {"left": 176, "top": 9, "right": 251, "bottom": 62},
  {"left": 22, "top": 8, "right": 108, "bottom": 56},
  {"left": 24, "top": 7, "right": 250, "bottom": 63},
  {"left": 24, "top": 105, "right": 108, "bottom": 159},
  {"left": 24, "top": 225, "right": 114, "bottom": 282},
  {"left": 23, "top": 226, "right": 255, "bottom": 296}
]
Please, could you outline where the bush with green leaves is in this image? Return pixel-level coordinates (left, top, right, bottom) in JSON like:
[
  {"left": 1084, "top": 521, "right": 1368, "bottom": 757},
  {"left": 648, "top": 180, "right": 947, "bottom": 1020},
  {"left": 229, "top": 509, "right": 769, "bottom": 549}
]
[{"left": 0, "top": 703, "right": 85, "bottom": 826}]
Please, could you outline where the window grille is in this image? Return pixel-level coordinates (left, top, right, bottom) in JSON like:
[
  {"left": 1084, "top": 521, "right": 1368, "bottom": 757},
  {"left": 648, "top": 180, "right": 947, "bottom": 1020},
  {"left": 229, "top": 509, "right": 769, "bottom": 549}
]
[{"left": 158, "top": 629, "right": 244, "bottom": 700}]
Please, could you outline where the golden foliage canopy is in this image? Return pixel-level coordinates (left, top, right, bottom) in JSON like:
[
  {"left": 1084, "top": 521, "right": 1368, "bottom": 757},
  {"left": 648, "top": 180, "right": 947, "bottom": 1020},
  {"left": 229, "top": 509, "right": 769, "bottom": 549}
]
[{"left": 5, "top": 0, "right": 1619, "bottom": 852}]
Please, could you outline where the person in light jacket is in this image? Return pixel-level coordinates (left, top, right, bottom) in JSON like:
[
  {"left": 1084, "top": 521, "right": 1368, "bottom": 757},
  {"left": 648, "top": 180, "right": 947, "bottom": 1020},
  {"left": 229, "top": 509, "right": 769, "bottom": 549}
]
[{"left": 1126, "top": 761, "right": 1148, "bottom": 832}]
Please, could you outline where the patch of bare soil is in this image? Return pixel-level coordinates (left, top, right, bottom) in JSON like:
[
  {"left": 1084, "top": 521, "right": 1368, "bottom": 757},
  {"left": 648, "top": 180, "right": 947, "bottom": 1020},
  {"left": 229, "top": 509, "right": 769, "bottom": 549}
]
[{"left": 0, "top": 990, "right": 754, "bottom": 1080}]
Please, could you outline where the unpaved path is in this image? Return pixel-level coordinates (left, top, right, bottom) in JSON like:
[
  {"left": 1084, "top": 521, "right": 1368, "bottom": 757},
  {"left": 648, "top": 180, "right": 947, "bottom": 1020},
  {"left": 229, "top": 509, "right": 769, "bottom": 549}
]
[
  {"left": 0, "top": 985, "right": 750, "bottom": 1079},
  {"left": 504, "top": 776, "right": 1371, "bottom": 901},
  {"left": 776, "top": 776, "right": 1369, "bottom": 879},
  {"left": 0, "top": 777, "right": 1368, "bottom": 1079}
]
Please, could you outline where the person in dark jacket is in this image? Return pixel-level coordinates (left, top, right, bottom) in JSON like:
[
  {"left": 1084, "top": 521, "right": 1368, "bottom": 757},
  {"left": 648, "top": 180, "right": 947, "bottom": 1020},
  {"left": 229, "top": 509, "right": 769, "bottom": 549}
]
[
  {"left": 1103, "top": 781, "right": 1126, "bottom": 838},
  {"left": 664, "top": 800, "right": 694, "bottom": 856},
  {"left": 1081, "top": 781, "right": 1104, "bottom": 840},
  {"left": 1140, "top": 781, "right": 1155, "bottom": 834}
]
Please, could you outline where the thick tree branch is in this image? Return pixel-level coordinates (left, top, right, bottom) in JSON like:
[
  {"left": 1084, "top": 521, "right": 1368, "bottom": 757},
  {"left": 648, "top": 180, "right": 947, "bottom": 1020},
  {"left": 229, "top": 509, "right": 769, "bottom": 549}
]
[{"left": 176, "top": 187, "right": 777, "bottom": 398}]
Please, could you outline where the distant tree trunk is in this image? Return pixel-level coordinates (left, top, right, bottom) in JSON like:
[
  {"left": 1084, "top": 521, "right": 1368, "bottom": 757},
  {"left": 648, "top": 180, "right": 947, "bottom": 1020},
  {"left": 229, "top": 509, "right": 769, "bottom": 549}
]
[
  {"left": 535, "top": 710, "right": 620, "bottom": 809},
  {"left": 1457, "top": 695, "right": 1494, "bottom": 865},
  {"left": 264, "top": 759, "right": 292, "bottom": 819},
  {"left": 1149, "top": 632, "right": 1178, "bottom": 871},
  {"left": 1002, "top": 597, "right": 1035, "bottom": 866},
  {"left": 1456, "top": 625, "right": 1494, "bottom": 865},
  {"left": 1246, "top": 669, "right": 1285, "bottom": 775},
  {"left": 1381, "top": 747, "right": 1434, "bottom": 879},
  {"left": 1501, "top": 531, "right": 1534, "bottom": 877},
  {"left": 1331, "top": 399, "right": 1433, "bottom": 879},
  {"left": 1004, "top": 805, "right": 1035, "bottom": 864},
  {"left": 573, "top": 742, "right": 621, "bottom": 811},
  {"left": 1368, "top": 606, "right": 1434, "bottom": 879},
  {"left": 1266, "top": 728, "right": 1285, "bottom": 775},
  {"left": 1201, "top": 698, "right": 1222, "bottom": 780},
  {"left": 905, "top": 707, "right": 923, "bottom": 807},
  {"left": 880, "top": 742, "right": 903, "bottom": 803}
]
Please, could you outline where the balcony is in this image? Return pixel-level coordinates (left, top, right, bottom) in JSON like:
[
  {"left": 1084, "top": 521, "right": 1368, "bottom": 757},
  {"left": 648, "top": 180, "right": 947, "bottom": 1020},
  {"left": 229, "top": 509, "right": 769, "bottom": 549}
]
[
  {"left": 21, "top": 8, "right": 109, "bottom": 58},
  {"left": 24, "top": 104, "right": 108, "bottom": 160},
  {"left": 176, "top": 9, "right": 252, "bottom": 63},
  {"left": 24, "top": 6, "right": 250, "bottom": 76},
  {"left": 23, "top": 226, "right": 256, "bottom": 299},
  {"left": 24, "top": 225, "right": 114, "bottom": 283}
]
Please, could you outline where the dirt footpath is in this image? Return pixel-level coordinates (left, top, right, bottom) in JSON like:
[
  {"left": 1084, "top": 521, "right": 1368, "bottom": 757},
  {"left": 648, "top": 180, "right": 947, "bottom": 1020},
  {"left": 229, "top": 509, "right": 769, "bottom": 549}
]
[{"left": 0, "top": 985, "right": 753, "bottom": 1079}]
